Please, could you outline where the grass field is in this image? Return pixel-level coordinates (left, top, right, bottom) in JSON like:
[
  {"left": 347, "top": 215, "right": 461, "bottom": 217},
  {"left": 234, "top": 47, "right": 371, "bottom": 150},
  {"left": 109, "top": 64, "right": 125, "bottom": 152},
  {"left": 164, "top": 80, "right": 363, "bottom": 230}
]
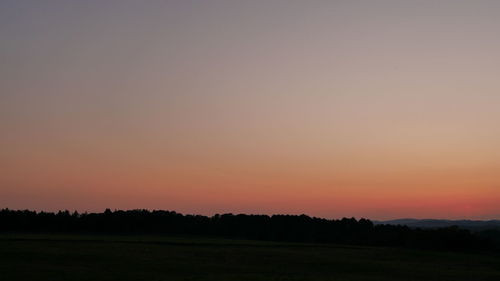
[{"left": 1, "top": 234, "right": 499, "bottom": 281}]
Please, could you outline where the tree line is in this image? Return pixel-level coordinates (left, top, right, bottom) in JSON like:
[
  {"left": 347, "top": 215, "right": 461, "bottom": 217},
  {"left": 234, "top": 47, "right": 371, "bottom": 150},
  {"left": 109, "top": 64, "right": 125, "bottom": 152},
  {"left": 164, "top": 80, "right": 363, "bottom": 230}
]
[{"left": 0, "top": 208, "right": 495, "bottom": 251}]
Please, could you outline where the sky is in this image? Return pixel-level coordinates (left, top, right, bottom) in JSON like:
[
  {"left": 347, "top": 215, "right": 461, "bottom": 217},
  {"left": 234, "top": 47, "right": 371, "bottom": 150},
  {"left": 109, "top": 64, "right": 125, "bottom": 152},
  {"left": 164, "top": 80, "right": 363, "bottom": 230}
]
[{"left": 1, "top": 0, "right": 500, "bottom": 220}]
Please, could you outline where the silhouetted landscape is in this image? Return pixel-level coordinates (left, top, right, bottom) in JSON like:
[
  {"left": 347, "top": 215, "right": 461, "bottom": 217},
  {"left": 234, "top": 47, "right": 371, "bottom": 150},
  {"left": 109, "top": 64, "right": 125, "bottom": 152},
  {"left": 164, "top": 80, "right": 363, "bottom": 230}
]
[
  {"left": 2, "top": 208, "right": 499, "bottom": 252},
  {"left": 2, "top": 209, "right": 500, "bottom": 281}
]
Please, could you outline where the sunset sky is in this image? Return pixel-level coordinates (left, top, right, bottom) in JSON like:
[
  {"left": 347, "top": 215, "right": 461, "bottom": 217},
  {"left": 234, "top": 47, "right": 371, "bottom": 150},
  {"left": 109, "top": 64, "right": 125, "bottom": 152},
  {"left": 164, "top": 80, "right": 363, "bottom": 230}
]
[{"left": 1, "top": 1, "right": 500, "bottom": 220}]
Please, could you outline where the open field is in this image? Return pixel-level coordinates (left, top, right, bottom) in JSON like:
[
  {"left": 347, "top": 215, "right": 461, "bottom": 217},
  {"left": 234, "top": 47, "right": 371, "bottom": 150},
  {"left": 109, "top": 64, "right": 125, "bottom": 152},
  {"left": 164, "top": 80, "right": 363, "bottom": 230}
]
[{"left": 1, "top": 234, "right": 499, "bottom": 281}]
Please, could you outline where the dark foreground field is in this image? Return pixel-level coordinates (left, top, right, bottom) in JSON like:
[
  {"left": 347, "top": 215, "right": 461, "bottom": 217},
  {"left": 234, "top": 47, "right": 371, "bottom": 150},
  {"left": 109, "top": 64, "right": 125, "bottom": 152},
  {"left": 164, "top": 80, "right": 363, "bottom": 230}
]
[{"left": 1, "top": 234, "right": 499, "bottom": 281}]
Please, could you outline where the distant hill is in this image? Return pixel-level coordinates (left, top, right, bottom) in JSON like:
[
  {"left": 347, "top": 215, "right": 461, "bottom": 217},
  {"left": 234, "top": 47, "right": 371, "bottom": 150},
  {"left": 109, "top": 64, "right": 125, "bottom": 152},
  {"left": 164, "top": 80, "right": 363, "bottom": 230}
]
[{"left": 375, "top": 219, "right": 500, "bottom": 231}]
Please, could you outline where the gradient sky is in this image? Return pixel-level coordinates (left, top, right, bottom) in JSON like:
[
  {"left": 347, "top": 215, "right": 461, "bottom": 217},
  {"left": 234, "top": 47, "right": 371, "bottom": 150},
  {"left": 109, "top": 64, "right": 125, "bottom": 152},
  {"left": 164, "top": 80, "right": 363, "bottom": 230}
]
[{"left": 1, "top": 1, "right": 500, "bottom": 220}]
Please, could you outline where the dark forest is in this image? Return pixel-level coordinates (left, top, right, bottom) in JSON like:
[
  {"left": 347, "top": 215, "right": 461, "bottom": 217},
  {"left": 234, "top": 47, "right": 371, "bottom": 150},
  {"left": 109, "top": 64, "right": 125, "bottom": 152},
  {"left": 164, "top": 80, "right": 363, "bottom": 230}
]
[{"left": 1, "top": 208, "right": 498, "bottom": 252}]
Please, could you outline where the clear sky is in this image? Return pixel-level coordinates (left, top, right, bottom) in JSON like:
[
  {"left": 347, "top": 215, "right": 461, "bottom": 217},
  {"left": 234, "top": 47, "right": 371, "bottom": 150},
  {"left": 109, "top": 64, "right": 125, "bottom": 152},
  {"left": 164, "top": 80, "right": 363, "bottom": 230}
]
[{"left": 1, "top": 0, "right": 500, "bottom": 220}]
